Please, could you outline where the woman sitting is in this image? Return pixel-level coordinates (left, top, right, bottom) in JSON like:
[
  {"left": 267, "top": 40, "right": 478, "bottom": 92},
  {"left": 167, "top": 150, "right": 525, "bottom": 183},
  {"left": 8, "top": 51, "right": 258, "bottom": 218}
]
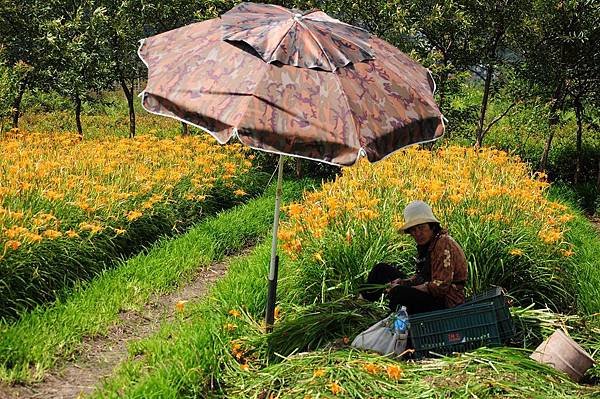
[{"left": 361, "top": 200, "right": 468, "bottom": 314}]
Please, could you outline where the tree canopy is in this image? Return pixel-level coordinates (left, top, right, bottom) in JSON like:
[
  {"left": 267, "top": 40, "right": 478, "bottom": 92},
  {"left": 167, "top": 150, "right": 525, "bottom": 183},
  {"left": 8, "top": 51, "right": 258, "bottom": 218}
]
[{"left": 0, "top": 0, "right": 598, "bottom": 162}]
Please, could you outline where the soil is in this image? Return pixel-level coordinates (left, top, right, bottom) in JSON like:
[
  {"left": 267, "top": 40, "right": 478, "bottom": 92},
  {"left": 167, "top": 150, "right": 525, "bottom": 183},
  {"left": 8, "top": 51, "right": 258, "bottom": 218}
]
[
  {"left": 590, "top": 216, "right": 600, "bottom": 233},
  {"left": 0, "top": 255, "right": 234, "bottom": 399}
]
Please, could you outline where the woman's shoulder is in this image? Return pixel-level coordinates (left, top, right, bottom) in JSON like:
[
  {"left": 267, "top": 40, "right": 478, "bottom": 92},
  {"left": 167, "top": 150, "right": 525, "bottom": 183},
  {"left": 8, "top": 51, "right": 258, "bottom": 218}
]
[
  {"left": 437, "top": 232, "right": 466, "bottom": 259},
  {"left": 434, "top": 231, "right": 461, "bottom": 250}
]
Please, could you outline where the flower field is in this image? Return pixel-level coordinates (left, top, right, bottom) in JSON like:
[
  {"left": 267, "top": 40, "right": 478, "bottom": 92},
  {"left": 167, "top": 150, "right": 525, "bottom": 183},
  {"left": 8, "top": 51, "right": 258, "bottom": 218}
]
[
  {"left": 2, "top": 138, "right": 597, "bottom": 397},
  {"left": 0, "top": 129, "right": 258, "bottom": 319},
  {"left": 278, "top": 146, "right": 588, "bottom": 313},
  {"left": 119, "top": 144, "right": 592, "bottom": 397}
]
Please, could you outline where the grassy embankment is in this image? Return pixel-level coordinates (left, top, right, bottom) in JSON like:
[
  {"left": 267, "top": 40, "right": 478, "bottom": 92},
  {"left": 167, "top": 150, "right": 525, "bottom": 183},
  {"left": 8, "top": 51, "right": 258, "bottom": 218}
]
[{"left": 0, "top": 180, "right": 310, "bottom": 383}]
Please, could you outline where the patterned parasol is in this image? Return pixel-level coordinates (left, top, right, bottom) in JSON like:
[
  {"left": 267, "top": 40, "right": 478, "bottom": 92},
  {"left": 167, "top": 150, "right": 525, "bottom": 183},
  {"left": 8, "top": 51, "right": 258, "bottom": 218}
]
[
  {"left": 138, "top": 2, "right": 444, "bottom": 166},
  {"left": 138, "top": 2, "right": 445, "bottom": 329}
]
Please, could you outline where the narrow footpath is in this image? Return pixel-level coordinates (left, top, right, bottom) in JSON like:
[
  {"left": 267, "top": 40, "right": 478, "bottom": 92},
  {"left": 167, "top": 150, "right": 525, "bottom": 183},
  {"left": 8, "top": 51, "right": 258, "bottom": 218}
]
[
  {"left": 591, "top": 216, "right": 600, "bottom": 234},
  {"left": 0, "top": 253, "right": 239, "bottom": 399}
]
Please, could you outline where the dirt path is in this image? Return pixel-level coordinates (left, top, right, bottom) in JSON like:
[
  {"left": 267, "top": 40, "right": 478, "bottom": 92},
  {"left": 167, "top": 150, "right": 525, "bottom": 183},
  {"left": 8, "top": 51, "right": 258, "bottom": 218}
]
[
  {"left": 590, "top": 216, "right": 600, "bottom": 234},
  {"left": 0, "top": 254, "right": 238, "bottom": 399}
]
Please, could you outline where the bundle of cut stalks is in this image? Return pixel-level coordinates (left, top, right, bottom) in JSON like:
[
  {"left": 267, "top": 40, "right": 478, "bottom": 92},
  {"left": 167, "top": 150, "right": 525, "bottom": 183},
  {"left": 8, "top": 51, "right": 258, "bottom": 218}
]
[{"left": 227, "top": 300, "right": 599, "bottom": 397}]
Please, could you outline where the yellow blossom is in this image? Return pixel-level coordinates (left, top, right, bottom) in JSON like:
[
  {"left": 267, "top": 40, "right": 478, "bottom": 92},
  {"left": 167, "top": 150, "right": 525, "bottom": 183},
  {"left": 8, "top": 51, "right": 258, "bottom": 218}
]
[
  {"left": 126, "top": 210, "right": 143, "bottom": 221},
  {"left": 509, "top": 248, "right": 524, "bottom": 256},
  {"left": 66, "top": 230, "right": 80, "bottom": 238},
  {"left": 558, "top": 214, "right": 574, "bottom": 223},
  {"left": 228, "top": 309, "right": 241, "bottom": 318},
  {"left": 79, "top": 222, "right": 103, "bottom": 234},
  {"left": 386, "top": 364, "right": 403, "bottom": 380},
  {"left": 5, "top": 240, "right": 21, "bottom": 251},
  {"left": 26, "top": 233, "right": 43, "bottom": 243},
  {"left": 449, "top": 193, "right": 463, "bottom": 203},
  {"left": 330, "top": 382, "right": 342, "bottom": 395},
  {"left": 539, "top": 229, "right": 562, "bottom": 244},
  {"left": 313, "top": 369, "right": 326, "bottom": 378},
  {"left": 175, "top": 300, "right": 188, "bottom": 312},
  {"left": 274, "top": 305, "right": 281, "bottom": 320},
  {"left": 277, "top": 229, "right": 294, "bottom": 241},
  {"left": 225, "top": 323, "right": 237, "bottom": 332},
  {"left": 314, "top": 252, "right": 324, "bottom": 263},
  {"left": 11, "top": 211, "right": 24, "bottom": 220},
  {"left": 560, "top": 249, "right": 574, "bottom": 257},
  {"left": 42, "top": 229, "right": 63, "bottom": 239},
  {"left": 286, "top": 203, "right": 304, "bottom": 217},
  {"left": 363, "top": 363, "right": 380, "bottom": 374},
  {"left": 74, "top": 200, "right": 93, "bottom": 212},
  {"left": 231, "top": 341, "right": 245, "bottom": 360},
  {"left": 233, "top": 189, "right": 247, "bottom": 197},
  {"left": 44, "top": 190, "right": 64, "bottom": 201}
]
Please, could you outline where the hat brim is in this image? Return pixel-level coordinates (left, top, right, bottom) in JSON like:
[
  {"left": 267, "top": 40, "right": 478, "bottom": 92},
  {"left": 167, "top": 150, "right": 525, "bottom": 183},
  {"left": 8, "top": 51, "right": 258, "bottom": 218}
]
[{"left": 400, "top": 217, "right": 441, "bottom": 233}]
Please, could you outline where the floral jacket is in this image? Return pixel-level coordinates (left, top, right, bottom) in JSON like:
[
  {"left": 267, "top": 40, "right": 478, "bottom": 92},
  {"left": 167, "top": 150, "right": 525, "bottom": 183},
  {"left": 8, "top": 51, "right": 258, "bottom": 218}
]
[{"left": 403, "top": 230, "right": 468, "bottom": 308}]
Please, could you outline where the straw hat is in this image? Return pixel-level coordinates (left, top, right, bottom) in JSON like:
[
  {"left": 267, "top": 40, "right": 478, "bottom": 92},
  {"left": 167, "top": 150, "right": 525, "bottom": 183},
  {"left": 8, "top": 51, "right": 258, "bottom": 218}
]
[{"left": 399, "top": 200, "right": 440, "bottom": 232}]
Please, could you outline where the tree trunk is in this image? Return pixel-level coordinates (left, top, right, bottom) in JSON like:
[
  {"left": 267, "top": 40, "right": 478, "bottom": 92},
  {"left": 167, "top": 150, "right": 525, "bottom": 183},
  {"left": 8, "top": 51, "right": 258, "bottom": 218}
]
[
  {"left": 75, "top": 95, "right": 83, "bottom": 138},
  {"left": 540, "top": 130, "right": 555, "bottom": 173},
  {"left": 295, "top": 158, "right": 302, "bottom": 177},
  {"left": 574, "top": 95, "right": 583, "bottom": 185},
  {"left": 540, "top": 81, "right": 565, "bottom": 171},
  {"left": 437, "top": 51, "right": 453, "bottom": 116},
  {"left": 475, "top": 64, "right": 494, "bottom": 148},
  {"left": 119, "top": 77, "right": 136, "bottom": 138},
  {"left": 596, "top": 157, "right": 600, "bottom": 192},
  {"left": 181, "top": 122, "right": 189, "bottom": 136},
  {"left": 437, "top": 70, "right": 449, "bottom": 113},
  {"left": 11, "top": 77, "right": 27, "bottom": 128}
]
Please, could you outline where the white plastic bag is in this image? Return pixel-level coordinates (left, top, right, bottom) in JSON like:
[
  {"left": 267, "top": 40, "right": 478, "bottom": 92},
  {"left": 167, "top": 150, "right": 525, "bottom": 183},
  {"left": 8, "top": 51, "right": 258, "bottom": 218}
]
[{"left": 351, "top": 314, "right": 408, "bottom": 355}]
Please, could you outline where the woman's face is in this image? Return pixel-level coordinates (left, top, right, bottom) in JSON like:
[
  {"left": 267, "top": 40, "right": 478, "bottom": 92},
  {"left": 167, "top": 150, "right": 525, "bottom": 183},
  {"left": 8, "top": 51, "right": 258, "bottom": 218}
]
[{"left": 407, "top": 223, "right": 434, "bottom": 245}]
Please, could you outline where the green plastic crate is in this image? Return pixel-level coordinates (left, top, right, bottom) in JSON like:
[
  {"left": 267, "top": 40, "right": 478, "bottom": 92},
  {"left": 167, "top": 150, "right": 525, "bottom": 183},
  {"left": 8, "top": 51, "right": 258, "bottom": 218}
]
[
  {"left": 409, "top": 302, "right": 501, "bottom": 358},
  {"left": 462, "top": 287, "right": 515, "bottom": 342}
]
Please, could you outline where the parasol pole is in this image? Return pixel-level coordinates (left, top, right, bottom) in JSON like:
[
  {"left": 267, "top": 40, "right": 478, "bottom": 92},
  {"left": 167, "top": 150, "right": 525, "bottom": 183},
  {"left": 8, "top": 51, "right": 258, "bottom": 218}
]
[{"left": 266, "top": 154, "right": 284, "bottom": 332}]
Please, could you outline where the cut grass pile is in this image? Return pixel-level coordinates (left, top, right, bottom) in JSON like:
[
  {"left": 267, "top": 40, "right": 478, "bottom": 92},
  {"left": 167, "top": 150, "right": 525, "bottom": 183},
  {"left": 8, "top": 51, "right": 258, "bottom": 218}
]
[{"left": 224, "top": 347, "right": 598, "bottom": 398}]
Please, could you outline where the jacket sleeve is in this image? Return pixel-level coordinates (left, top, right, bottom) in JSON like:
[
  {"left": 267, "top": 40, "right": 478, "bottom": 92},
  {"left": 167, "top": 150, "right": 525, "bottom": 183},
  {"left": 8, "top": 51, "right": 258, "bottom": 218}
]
[{"left": 426, "top": 236, "right": 464, "bottom": 298}]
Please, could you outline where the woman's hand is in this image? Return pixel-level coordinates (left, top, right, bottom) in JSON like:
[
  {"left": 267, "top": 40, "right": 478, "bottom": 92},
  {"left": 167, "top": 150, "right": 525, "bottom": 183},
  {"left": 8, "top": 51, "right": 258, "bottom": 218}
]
[{"left": 386, "top": 278, "right": 403, "bottom": 292}]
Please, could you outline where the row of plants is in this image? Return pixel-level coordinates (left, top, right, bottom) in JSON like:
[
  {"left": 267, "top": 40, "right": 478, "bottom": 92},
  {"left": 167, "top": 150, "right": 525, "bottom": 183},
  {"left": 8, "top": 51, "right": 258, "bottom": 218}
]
[
  {"left": 278, "top": 145, "right": 597, "bottom": 314},
  {"left": 0, "top": 179, "right": 310, "bottom": 383},
  {"left": 15, "top": 84, "right": 600, "bottom": 215},
  {"left": 444, "top": 82, "right": 600, "bottom": 215},
  {"left": 0, "top": 129, "right": 263, "bottom": 320},
  {"left": 87, "top": 146, "right": 599, "bottom": 397}
]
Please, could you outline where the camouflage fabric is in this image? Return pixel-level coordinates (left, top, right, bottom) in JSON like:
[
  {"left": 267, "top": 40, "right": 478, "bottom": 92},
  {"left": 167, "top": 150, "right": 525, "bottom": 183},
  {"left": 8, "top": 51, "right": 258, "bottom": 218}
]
[
  {"left": 138, "top": 3, "right": 445, "bottom": 166},
  {"left": 221, "top": 2, "right": 374, "bottom": 71}
]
